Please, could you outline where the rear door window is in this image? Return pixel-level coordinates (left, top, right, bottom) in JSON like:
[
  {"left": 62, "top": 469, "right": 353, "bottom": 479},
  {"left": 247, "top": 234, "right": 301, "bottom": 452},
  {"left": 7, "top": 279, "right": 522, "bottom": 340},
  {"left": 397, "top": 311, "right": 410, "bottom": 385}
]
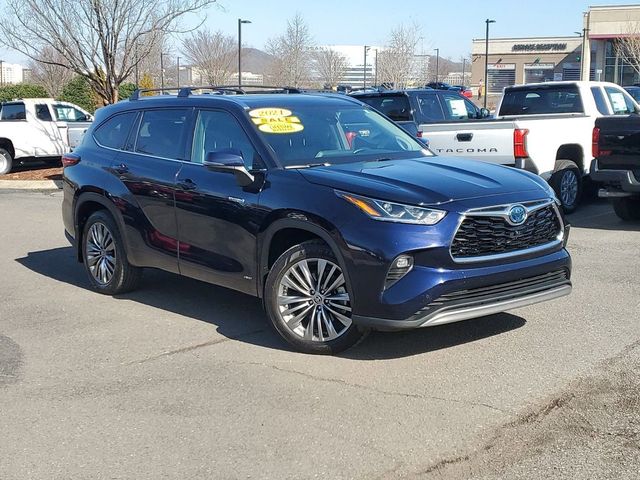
[
  {"left": 54, "top": 104, "right": 89, "bottom": 122},
  {"left": 591, "top": 87, "right": 610, "bottom": 115},
  {"left": 134, "top": 109, "right": 191, "bottom": 160},
  {"left": 417, "top": 94, "right": 445, "bottom": 122},
  {"left": 499, "top": 85, "right": 584, "bottom": 115},
  {"left": 439, "top": 93, "right": 478, "bottom": 120},
  {"left": 357, "top": 95, "right": 412, "bottom": 121},
  {"left": 35, "top": 104, "right": 53, "bottom": 121},
  {"left": 93, "top": 112, "right": 138, "bottom": 150},
  {"left": 604, "top": 86, "right": 637, "bottom": 115},
  {"left": 1, "top": 103, "right": 26, "bottom": 120}
]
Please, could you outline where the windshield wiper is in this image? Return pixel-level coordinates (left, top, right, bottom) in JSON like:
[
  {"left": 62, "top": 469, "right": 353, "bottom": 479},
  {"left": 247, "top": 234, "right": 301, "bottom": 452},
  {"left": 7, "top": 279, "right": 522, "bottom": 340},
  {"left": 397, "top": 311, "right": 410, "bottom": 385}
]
[{"left": 284, "top": 162, "right": 331, "bottom": 169}]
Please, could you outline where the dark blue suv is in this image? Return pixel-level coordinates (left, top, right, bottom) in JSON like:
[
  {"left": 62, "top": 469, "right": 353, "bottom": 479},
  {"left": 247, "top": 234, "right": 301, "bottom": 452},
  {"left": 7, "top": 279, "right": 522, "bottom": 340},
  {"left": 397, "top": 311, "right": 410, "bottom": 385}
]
[{"left": 62, "top": 87, "right": 572, "bottom": 354}]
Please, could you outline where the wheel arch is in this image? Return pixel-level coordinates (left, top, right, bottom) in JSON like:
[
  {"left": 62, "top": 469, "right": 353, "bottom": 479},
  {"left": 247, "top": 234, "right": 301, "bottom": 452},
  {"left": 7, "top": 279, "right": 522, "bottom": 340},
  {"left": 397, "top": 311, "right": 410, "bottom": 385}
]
[
  {"left": 257, "top": 217, "right": 353, "bottom": 300},
  {"left": 0, "top": 138, "right": 15, "bottom": 159},
  {"left": 555, "top": 144, "right": 584, "bottom": 174}
]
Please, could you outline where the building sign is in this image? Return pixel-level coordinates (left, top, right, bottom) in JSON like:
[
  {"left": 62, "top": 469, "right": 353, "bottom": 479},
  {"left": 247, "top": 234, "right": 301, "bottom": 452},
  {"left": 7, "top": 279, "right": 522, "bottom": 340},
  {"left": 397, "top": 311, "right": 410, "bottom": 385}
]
[
  {"left": 524, "top": 63, "right": 555, "bottom": 69},
  {"left": 512, "top": 43, "right": 568, "bottom": 52},
  {"left": 489, "top": 63, "right": 515, "bottom": 70}
]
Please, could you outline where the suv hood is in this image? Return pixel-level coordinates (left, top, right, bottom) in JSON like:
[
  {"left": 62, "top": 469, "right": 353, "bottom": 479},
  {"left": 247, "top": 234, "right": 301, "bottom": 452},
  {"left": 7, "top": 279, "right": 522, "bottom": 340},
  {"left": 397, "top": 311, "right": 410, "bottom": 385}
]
[{"left": 298, "top": 156, "right": 547, "bottom": 208}]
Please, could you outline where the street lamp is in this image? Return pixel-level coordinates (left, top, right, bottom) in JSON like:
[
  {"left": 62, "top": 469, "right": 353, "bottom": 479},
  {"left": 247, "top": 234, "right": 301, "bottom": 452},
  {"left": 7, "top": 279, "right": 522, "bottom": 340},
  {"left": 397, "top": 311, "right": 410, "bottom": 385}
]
[
  {"left": 374, "top": 48, "right": 378, "bottom": 87},
  {"left": 434, "top": 48, "right": 440, "bottom": 83},
  {"left": 363, "top": 45, "right": 371, "bottom": 89},
  {"left": 484, "top": 19, "right": 496, "bottom": 109},
  {"left": 238, "top": 18, "right": 251, "bottom": 88},
  {"left": 160, "top": 52, "right": 166, "bottom": 89}
]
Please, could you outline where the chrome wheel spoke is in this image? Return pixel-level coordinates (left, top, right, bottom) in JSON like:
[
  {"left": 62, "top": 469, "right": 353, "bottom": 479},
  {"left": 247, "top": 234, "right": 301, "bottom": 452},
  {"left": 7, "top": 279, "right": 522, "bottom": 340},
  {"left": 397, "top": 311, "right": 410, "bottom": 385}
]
[
  {"left": 328, "top": 301, "right": 351, "bottom": 312},
  {"left": 286, "top": 305, "right": 313, "bottom": 330},
  {"left": 321, "top": 265, "right": 337, "bottom": 291},
  {"left": 278, "top": 295, "right": 310, "bottom": 306},
  {"left": 315, "top": 259, "right": 327, "bottom": 291},
  {"left": 326, "top": 292, "right": 349, "bottom": 302},
  {"left": 325, "top": 273, "right": 345, "bottom": 295},
  {"left": 281, "top": 274, "right": 309, "bottom": 295},
  {"left": 297, "top": 260, "right": 315, "bottom": 292},
  {"left": 86, "top": 222, "right": 117, "bottom": 285},
  {"left": 304, "top": 310, "right": 316, "bottom": 340},
  {"left": 321, "top": 309, "right": 338, "bottom": 338},
  {"left": 325, "top": 305, "right": 352, "bottom": 329}
]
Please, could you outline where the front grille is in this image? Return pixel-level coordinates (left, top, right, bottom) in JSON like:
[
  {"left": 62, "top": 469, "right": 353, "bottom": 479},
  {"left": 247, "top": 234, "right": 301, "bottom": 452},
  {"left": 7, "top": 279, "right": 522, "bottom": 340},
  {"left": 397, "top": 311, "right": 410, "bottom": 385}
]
[
  {"left": 408, "top": 269, "right": 570, "bottom": 322},
  {"left": 451, "top": 204, "right": 561, "bottom": 260}
]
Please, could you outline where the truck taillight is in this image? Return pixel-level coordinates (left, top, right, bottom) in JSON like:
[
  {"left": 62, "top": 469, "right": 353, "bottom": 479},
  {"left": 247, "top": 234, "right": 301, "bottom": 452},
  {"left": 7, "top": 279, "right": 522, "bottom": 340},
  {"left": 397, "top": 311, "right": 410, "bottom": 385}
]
[
  {"left": 62, "top": 153, "right": 81, "bottom": 167},
  {"left": 514, "top": 128, "right": 529, "bottom": 158},
  {"left": 592, "top": 127, "right": 600, "bottom": 158}
]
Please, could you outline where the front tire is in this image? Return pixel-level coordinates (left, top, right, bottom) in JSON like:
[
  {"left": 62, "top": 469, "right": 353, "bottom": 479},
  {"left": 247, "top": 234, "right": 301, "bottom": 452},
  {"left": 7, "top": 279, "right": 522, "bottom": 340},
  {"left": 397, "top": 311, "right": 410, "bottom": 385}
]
[
  {"left": 82, "top": 210, "right": 142, "bottom": 295},
  {"left": 612, "top": 197, "right": 640, "bottom": 221},
  {"left": 550, "top": 160, "right": 582, "bottom": 214},
  {"left": 0, "top": 148, "right": 13, "bottom": 175},
  {"left": 264, "top": 241, "right": 367, "bottom": 354}
]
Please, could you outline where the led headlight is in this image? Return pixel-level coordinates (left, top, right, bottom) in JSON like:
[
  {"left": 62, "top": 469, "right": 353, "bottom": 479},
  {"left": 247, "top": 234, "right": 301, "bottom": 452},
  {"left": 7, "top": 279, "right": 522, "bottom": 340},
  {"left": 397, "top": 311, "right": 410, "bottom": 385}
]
[{"left": 337, "top": 191, "right": 446, "bottom": 225}]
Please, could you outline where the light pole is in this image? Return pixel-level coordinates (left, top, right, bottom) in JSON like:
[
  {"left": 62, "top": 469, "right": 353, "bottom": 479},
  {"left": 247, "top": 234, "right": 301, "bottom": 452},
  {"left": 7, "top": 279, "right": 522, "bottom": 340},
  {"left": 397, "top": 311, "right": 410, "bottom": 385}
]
[
  {"left": 462, "top": 57, "right": 466, "bottom": 86},
  {"left": 374, "top": 48, "right": 378, "bottom": 87},
  {"left": 484, "top": 19, "right": 496, "bottom": 109},
  {"left": 238, "top": 18, "right": 251, "bottom": 88},
  {"left": 363, "top": 45, "right": 371, "bottom": 89},
  {"left": 434, "top": 48, "right": 440, "bottom": 83},
  {"left": 0, "top": 60, "right": 4, "bottom": 86},
  {"left": 160, "top": 52, "right": 166, "bottom": 89},
  {"left": 176, "top": 56, "right": 181, "bottom": 87}
]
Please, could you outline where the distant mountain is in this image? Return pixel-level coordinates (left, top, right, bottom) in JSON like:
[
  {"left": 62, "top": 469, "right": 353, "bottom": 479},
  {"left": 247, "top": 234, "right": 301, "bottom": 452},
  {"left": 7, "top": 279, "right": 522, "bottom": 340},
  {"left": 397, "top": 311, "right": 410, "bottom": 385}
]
[{"left": 241, "top": 48, "right": 274, "bottom": 75}]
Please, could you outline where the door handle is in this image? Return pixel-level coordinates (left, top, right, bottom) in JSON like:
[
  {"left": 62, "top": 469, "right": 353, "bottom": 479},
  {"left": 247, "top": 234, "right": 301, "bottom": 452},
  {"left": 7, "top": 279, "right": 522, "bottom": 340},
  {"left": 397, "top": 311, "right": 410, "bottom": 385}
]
[
  {"left": 456, "top": 133, "right": 473, "bottom": 142},
  {"left": 114, "top": 163, "right": 129, "bottom": 174},
  {"left": 177, "top": 178, "right": 197, "bottom": 191}
]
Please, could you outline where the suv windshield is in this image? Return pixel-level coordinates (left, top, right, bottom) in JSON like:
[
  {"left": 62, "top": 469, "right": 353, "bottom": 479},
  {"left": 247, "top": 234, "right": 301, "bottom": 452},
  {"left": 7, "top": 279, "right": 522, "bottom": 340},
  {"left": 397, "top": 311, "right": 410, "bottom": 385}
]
[{"left": 248, "top": 105, "right": 429, "bottom": 167}]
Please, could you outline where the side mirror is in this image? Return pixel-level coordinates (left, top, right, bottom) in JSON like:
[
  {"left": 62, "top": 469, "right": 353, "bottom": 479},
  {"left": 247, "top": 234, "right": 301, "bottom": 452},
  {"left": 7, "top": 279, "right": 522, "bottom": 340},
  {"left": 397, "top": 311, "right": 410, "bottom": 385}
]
[
  {"left": 203, "top": 149, "right": 255, "bottom": 187},
  {"left": 479, "top": 108, "right": 491, "bottom": 118}
]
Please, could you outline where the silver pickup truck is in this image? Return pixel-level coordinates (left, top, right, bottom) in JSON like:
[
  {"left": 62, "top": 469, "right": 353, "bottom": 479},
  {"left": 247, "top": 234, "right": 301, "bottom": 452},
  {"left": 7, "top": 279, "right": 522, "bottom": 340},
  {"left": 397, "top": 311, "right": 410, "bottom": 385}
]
[{"left": 423, "top": 81, "right": 640, "bottom": 212}]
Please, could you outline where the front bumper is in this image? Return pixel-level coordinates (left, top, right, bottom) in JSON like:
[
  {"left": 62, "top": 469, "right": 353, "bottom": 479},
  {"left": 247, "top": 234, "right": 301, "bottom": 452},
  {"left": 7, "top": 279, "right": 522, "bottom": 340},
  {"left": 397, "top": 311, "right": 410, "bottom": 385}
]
[
  {"left": 352, "top": 267, "right": 571, "bottom": 330},
  {"left": 590, "top": 159, "right": 640, "bottom": 194}
]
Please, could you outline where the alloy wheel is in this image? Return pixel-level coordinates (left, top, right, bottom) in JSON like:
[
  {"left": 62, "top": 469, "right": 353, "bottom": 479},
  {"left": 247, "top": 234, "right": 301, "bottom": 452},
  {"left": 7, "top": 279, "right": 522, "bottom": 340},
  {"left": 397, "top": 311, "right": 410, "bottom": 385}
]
[
  {"left": 86, "top": 222, "right": 117, "bottom": 285},
  {"left": 560, "top": 170, "right": 578, "bottom": 207},
  {"left": 276, "top": 258, "right": 352, "bottom": 342}
]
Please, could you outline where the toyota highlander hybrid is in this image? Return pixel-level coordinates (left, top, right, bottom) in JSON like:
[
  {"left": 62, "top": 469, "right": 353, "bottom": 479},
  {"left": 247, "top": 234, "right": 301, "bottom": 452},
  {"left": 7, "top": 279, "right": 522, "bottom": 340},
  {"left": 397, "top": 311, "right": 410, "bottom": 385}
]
[{"left": 61, "top": 87, "right": 572, "bottom": 354}]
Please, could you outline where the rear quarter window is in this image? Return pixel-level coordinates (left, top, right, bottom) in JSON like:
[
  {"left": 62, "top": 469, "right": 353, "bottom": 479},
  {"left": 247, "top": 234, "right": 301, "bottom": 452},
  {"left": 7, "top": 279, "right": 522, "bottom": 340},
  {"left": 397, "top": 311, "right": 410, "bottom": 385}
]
[
  {"left": 499, "top": 85, "right": 584, "bottom": 115},
  {"left": 1, "top": 103, "right": 26, "bottom": 120},
  {"left": 357, "top": 95, "right": 413, "bottom": 122},
  {"left": 93, "top": 112, "right": 138, "bottom": 149}
]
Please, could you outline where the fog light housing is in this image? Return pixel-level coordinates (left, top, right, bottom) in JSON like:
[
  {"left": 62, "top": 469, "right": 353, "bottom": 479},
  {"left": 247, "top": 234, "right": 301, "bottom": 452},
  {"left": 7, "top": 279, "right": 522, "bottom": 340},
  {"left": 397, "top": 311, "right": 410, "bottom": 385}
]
[{"left": 385, "top": 254, "right": 414, "bottom": 288}]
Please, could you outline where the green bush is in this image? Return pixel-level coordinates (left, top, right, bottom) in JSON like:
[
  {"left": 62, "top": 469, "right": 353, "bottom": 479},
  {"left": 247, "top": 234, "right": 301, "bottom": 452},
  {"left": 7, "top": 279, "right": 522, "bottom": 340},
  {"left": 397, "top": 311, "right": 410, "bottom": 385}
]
[
  {"left": 118, "top": 82, "right": 137, "bottom": 101},
  {"left": 58, "top": 76, "right": 97, "bottom": 113},
  {"left": 0, "top": 83, "right": 49, "bottom": 103}
]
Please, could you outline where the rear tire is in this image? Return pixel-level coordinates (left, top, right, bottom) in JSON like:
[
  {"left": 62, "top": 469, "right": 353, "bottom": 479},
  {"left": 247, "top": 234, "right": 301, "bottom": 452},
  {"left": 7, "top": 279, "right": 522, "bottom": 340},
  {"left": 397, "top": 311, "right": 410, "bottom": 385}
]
[
  {"left": 0, "top": 148, "right": 13, "bottom": 175},
  {"left": 264, "top": 240, "right": 368, "bottom": 354},
  {"left": 550, "top": 160, "right": 582, "bottom": 214},
  {"left": 82, "top": 210, "right": 142, "bottom": 295},
  {"left": 612, "top": 197, "right": 640, "bottom": 221}
]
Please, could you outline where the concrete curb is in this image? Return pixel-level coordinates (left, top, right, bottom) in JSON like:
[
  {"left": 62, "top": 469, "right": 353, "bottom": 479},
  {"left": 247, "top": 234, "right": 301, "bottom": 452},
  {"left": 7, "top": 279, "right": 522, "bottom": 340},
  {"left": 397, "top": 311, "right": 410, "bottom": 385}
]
[{"left": 0, "top": 179, "right": 63, "bottom": 191}]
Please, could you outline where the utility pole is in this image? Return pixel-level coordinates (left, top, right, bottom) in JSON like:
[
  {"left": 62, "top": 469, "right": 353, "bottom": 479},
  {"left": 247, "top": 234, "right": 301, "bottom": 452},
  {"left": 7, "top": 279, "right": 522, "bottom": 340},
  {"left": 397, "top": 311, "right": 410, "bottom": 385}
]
[
  {"left": 238, "top": 18, "right": 251, "bottom": 88},
  {"left": 363, "top": 45, "right": 371, "bottom": 89},
  {"left": 374, "top": 49, "right": 378, "bottom": 87},
  {"left": 160, "top": 53, "right": 165, "bottom": 89},
  {"left": 484, "top": 19, "right": 496, "bottom": 109},
  {"left": 434, "top": 48, "right": 440, "bottom": 83},
  {"left": 176, "top": 56, "right": 181, "bottom": 87},
  {"left": 134, "top": 44, "right": 139, "bottom": 87},
  {"left": 462, "top": 57, "right": 466, "bottom": 85}
]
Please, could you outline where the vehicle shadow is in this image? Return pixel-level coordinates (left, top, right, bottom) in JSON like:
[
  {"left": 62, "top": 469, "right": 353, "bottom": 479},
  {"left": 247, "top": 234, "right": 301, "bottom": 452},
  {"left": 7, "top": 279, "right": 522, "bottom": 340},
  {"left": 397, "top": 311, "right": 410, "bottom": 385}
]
[
  {"left": 566, "top": 197, "right": 640, "bottom": 232},
  {"left": 17, "top": 246, "right": 526, "bottom": 359}
]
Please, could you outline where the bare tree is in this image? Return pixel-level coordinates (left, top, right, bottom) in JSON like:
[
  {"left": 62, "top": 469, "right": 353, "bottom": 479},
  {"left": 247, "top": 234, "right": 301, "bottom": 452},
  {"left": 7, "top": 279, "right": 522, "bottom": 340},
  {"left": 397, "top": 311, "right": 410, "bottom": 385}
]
[
  {"left": 376, "top": 23, "right": 423, "bottom": 89},
  {"left": 182, "top": 29, "right": 236, "bottom": 85},
  {"left": 28, "top": 47, "right": 75, "bottom": 97},
  {"left": 313, "top": 47, "right": 348, "bottom": 88},
  {"left": 615, "top": 21, "right": 640, "bottom": 78},
  {"left": 265, "top": 13, "right": 314, "bottom": 87},
  {"left": 0, "top": 0, "right": 216, "bottom": 105}
]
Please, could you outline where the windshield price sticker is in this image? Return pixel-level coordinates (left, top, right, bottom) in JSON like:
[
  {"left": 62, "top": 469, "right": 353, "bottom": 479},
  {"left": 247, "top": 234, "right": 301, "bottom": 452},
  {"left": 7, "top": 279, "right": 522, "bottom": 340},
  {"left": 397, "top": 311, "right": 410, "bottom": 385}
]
[{"left": 249, "top": 108, "right": 304, "bottom": 134}]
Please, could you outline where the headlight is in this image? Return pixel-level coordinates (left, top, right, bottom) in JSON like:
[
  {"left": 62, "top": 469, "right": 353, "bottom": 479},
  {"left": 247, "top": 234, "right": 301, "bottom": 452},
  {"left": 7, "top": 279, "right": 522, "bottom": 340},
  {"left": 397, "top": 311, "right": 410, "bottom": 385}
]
[{"left": 336, "top": 191, "right": 446, "bottom": 225}]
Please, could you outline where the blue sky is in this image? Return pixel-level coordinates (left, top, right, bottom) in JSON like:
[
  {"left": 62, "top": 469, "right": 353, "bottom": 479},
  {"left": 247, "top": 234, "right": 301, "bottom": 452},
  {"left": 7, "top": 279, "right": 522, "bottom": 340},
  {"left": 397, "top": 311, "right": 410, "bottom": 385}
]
[{"left": 1, "top": 0, "right": 638, "bottom": 64}]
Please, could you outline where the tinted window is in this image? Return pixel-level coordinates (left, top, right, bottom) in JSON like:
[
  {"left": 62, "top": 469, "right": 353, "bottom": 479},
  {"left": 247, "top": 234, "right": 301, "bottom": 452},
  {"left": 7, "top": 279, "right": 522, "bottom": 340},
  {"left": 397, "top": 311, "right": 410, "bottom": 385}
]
[
  {"left": 135, "top": 109, "right": 190, "bottom": 160},
  {"left": 626, "top": 87, "right": 640, "bottom": 102},
  {"left": 54, "top": 105, "right": 88, "bottom": 122},
  {"left": 1, "top": 103, "right": 26, "bottom": 120},
  {"left": 356, "top": 95, "right": 412, "bottom": 121},
  {"left": 417, "top": 94, "right": 445, "bottom": 121},
  {"left": 439, "top": 93, "right": 478, "bottom": 120},
  {"left": 192, "top": 110, "right": 258, "bottom": 169},
  {"left": 499, "top": 85, "right": 584, "bottom": 115},
  {"left": 93, "top": 112, "right": 137, "bottom": 149},
  {"left": 36, "top": 104, "right": 53, "bottom": 121},
  {"left": 591, "top": 87, "right": 609, "bottom": 115},
  {"left": 604, "top": 86, "right": 637, "bottom": 115}
]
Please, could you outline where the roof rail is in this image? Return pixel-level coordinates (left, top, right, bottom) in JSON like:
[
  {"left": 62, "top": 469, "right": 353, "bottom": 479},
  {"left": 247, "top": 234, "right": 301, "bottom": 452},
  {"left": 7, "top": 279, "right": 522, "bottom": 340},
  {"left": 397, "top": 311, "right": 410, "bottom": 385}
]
[
  {"left": 129, "top": 85, "right": 305, "bottom": 100},
  {"left": 129, "top": 87, "right": 182, "bottom": 101}
]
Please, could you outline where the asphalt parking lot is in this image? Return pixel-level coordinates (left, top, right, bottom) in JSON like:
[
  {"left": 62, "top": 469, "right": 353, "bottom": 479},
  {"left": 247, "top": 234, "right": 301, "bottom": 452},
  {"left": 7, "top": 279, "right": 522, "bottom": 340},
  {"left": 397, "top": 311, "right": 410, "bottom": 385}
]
[{"left": 1, "top": 190, "right": 639, "bottom": 479}]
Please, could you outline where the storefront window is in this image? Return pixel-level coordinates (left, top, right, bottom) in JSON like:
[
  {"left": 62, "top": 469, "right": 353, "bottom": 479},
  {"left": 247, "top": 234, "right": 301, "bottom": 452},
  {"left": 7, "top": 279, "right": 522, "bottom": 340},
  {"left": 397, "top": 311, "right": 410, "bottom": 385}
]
[
  {"left": 605, "top": 40, "right": 640, "bottom": 86},
  {"left": 524, "top": 64, "right": 555, "bottom": 83}
]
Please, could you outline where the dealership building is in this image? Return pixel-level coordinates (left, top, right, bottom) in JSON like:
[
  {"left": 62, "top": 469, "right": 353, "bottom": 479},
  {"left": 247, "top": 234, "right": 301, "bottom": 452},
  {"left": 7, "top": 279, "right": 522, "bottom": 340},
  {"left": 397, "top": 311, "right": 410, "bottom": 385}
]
[{"left": 471, "top": 4, "right": 640, "bottom": 99}]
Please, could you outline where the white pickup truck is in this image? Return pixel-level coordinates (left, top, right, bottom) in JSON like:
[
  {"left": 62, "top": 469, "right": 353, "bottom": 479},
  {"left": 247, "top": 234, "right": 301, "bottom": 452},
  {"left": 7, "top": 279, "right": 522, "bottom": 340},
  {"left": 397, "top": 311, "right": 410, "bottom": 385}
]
[
  {"left": 0, "top": 98, "right": 93, "bottom": 174},
  {"left": 423, "top": 81, "right": 640, "bottom": 212}
]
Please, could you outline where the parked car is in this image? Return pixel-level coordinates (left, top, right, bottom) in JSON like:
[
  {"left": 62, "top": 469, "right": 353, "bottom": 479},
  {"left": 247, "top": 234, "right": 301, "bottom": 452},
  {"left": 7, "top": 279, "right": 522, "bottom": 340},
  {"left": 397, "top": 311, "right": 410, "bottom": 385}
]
[
  {"left": 451, "top": 85, "right": 473, "bottom": 99},
  {"left": 0, "top": 98, "right": 93, "bottom": 174},
  {"left": 591, "top": 114, "right": 640, "bottom": 220},
  {"left": 624, "top": 86, "right": 640, "bottom": 102},
  {"left": 350, "top": 89, "right": 490, "bottom": 137},
  {"left": 426, "top": 82, "right": 453, "bottom": 90},
  {"left": 418, "top": 81, "right": 640, "bottom": 213},
  {"left": 62, "top": 87, "right": 572, "bottom": 354}
]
